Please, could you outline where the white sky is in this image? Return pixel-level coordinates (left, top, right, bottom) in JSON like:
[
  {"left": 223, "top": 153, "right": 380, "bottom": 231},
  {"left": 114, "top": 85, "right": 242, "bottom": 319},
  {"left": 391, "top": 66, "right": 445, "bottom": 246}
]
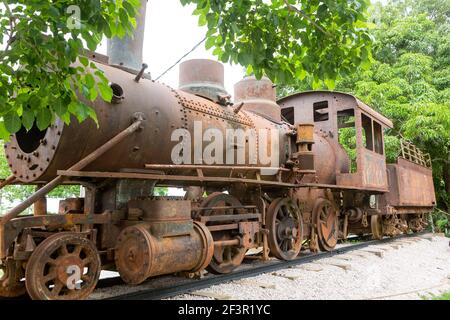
[
  {"left": 97, "top": 0, "right": 246, "bottom": 97},
  {"left": 96, "top": 0, "right": 388, "bottom": 96}
]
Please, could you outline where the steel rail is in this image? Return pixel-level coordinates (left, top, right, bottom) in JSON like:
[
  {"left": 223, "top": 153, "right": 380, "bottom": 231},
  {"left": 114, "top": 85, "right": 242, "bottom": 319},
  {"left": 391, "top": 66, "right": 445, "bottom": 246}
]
[{"left": 103, "top": 232, "right": 428, "bottom": 300}]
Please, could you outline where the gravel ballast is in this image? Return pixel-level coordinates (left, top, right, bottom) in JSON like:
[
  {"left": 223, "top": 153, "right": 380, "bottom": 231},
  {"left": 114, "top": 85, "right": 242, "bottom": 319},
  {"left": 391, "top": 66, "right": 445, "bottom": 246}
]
[{"left": 169, "top": 234, "right": 450, "bottom": 300}]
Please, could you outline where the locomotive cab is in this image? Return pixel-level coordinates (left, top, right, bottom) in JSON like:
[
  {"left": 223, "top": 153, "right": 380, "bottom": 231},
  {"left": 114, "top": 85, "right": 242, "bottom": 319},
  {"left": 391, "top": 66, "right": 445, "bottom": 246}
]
[{"left": 279, "top": 91, "right": 393, "bottom": 191}]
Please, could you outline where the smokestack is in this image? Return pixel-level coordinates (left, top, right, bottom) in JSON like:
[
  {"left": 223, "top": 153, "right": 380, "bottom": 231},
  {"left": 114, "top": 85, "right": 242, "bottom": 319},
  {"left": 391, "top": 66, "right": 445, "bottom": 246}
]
[
  {"left": 107, "top": 0, "right": 147, "bottom": 72},
  {"left": 179, "top": 59, "right": 228, "bottom": 102}
]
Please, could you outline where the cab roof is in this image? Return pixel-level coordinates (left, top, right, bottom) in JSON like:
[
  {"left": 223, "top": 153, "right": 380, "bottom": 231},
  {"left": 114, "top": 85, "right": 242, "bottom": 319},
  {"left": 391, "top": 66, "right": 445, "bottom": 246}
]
[{"left": 278, "top": 90, "right": 394, "bottom": 128}]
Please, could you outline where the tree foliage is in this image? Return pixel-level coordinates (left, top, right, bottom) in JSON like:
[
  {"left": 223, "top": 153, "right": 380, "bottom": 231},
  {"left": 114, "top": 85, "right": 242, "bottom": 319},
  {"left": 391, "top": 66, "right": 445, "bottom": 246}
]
[
  {"left": 0, "top": 0, "right": 141, "bottom": 139},
  {"left": 0, "top": 0, "right": 374, "bottom": 203},
  {"left": 280, "top": 0, "right": 450, "bottom": 212},
  {"left": 182, "top": 0, "right": 373, "bottom": 89},
  {"left": 0, "top": 0, "right": 373, "bottom": 137}
]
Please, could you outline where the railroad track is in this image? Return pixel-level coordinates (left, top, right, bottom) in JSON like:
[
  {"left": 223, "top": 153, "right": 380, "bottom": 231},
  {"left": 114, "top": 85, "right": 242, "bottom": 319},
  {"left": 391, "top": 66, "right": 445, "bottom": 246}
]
[{"left": 101, "top": 232, "right": 429, "bottom": 300}]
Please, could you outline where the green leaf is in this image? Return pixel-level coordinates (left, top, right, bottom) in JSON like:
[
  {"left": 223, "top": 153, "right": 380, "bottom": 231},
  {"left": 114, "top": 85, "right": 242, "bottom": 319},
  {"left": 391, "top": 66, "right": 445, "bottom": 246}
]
[
  {"left": 296, "top": 68, "right": 307, "bottom": 81},
  {"left": 205, "top": 36, "right": 216, "bottom": 50},
  {"left": 36, "top": 108, "right": 52, "bottom": 131},
  {"left": 0, "top": 121, "right": 10, "bottom": 140},
  {"left": 123, "top": 1, "right": 136, "bottom": 16},
  {"left": 84, "top": 74, "right": 95, "bottom": 88},
  {"left": 97, "top": 82, "right": 113, "bottom": 102},
  {"left": 238, "top": 52, "right": 253, "bottom": 66},
  {"left": 198, "top": 14, "right": 207, "bottom": 26},
  {"left": 53, "top": 99, "right": 68, "bottom": 117},
  {"left": 324, "top": 78, "right": 336, "bottom": 90},
  {"left": 79, "top": 56, "right": 89, "bottom": 67},
  {"left": 89, "top": 87, "right": 98, "bottom": 101},
  {"left": 60, "top": 112, "right": 71, "bottom": 125},
  {"left": 4, "top": 112, "right": 22, "bottom": 134},
  {"left": 22, "top": 108, "right": 35, "bottom": 131},
  {"left": 86, "top": 105, "right": 99, "bottom": 126}
]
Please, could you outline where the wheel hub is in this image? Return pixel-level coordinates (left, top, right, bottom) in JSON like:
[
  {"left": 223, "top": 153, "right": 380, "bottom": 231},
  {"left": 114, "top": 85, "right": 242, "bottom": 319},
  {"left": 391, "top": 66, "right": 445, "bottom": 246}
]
[
  {"left": 277, "top": 218, "right": 297, "bottom": 239},
  {"left": 56, "top": 255, "right": 83, "bottom": 285}
]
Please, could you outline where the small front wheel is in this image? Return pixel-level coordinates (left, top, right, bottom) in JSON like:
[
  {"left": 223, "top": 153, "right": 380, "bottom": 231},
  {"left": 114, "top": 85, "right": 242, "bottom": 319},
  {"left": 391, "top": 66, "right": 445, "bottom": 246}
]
[{"left": 25, "top": 232, "right": 101, "bottom": 300}]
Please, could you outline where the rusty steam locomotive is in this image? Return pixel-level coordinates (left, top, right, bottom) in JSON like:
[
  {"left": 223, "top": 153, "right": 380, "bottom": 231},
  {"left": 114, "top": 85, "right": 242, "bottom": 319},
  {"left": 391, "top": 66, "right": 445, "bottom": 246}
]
[{"left": 0, "top": 3, "right": 436, "bottom": 300}]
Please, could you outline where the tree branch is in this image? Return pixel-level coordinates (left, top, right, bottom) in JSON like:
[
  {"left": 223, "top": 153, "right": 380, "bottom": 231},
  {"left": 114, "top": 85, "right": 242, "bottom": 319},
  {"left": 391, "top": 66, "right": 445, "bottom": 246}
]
[
  {"left": 283, "top": 0, "right": 332, "bottom": 37},
  {"left": 0, "top": 3, "right": 18, "bottom": 60}
]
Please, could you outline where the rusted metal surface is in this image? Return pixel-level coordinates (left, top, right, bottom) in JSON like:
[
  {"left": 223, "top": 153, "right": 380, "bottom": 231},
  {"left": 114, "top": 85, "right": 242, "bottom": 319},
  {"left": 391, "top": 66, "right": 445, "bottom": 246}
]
[
  {"left": 114, "top": 222, "right": 213, "bottom": 284},
  {"left": 5, "top": 65, "right": 292, "bottom": 185},
  {"left": 0, "top": 259, "right": 26, "bottom": 297},
  {"left": 266, "top": 197, "right": 303, "bottom": 260},
  {"left": 128, "top": 198, "right": 193, "bottom": 237},
  {"left": 279, "top": 90, "right": 391, "bottom": 191},
  {"left": 371, "top": 215, "right": 383, "bottom": 240},
  {"left": 196, "top": 193, "right": 259, "bottom": 274},
  {"left": 313, "top": 198, "right": 338, "bottom": 251},
  {"left": 234, "top": 76, "right": 280, "bottom": 121},
  {"left": 33, "top": 184, "right": 47, "bottom": 216},
  {"left": 400, "top": 140, "right": 432, "bottom": 168},
  {"left": 0, "top": 175, "right": 15, "bottom": 190},
  {"left": 25, "top": 232, "right": 101, "bottom": 300},
  {"left": 384, "top": 157, "right": 436, "bottom": 208},
  {"left": 1, "top": 119, "right": 143, "bottom": 229},
  {"left": 56, "top": 169, "right": 299, "bottom": 188},
  {"left": 179, "top": 59, "right": 228, "bottom": 103},
  {"left": 0, "top": 54, "right": 438, "bottom": 300},
  {"left": 58, "top": 198, "right": 84, "bottom": 214}
]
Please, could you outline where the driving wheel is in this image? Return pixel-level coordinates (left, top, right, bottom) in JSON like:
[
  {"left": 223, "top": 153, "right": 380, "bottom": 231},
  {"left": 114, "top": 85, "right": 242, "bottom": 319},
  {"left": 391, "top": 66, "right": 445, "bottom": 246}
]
[
  {"left": 199, "top": 193, "right": 247, "bottom": 274},
  {"left": 266, "top": 197, "right": 303, "bottom": 260},
  {"left": 313, "top": 198, "right": 339, "bottom": 251}
]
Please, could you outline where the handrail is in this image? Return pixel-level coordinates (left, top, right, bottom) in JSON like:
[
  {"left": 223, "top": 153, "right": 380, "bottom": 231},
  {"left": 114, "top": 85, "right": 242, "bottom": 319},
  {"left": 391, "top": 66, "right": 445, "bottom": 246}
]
[{"left": 400, "top": 139, "right": 432, "bottom": 168}]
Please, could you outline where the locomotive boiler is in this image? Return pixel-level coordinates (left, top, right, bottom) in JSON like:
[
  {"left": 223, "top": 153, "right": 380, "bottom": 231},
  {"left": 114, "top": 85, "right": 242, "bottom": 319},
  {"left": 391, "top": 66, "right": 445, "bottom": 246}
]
[{"left": 0, "top": 2, "right": 436, "bottom": 300}]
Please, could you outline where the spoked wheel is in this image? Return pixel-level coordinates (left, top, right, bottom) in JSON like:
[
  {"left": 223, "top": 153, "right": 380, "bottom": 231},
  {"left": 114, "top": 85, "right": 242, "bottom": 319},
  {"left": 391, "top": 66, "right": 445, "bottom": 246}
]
[
  {"left": 0, "top": 260, "right": 26, "bottom": 298},
  {"left": 25, "top": 233, "right": 101, "bottom": 300},
  {"left": 313, "top": 198, "right": 338, "bottom": 251},
  {"left": 199, "top": 192, "right": 247, "bottom": 274},
  {"left": 266, "top": 198, "right": 303, "bottom": 260},
  {"left": 371, "top": 215, "right": 383, "bottom": 240}
]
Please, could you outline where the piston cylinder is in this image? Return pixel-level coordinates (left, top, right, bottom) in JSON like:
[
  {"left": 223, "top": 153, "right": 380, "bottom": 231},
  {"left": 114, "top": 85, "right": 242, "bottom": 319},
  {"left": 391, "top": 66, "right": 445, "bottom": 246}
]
[{"left": 114, "top": 221, "right": 214, "bottom": 285}]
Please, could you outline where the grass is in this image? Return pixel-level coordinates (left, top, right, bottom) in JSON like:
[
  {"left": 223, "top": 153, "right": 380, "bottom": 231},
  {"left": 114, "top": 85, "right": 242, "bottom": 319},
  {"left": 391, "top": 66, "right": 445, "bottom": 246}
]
[
  {"left": 431, "top": 291, "right": 450, "bottom": 300},
  {"left": 421, "top": 290, "right": 450, "bottom": 300}
]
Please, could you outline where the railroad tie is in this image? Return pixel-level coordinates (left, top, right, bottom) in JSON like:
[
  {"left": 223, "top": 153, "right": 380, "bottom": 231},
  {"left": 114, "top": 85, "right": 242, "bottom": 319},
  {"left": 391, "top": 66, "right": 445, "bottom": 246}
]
[
  {"left": 419, "top": 234, "right": 434, "bottom": 241},
  {"left": 271, "top": 271, "right": 302, "bottom": 280},
  {"left": 298, "top": 263, "right": 324, "bottom": 272},
  {"left": 317, "top": 259, "right": 352, "bottom": 271},
  {"left": 234, "top": 279, "right": 276, "bottom": 289},
  {"left": 347, "top": 251, "right": 372, "bottom": 259},
  {"left": 330, "top": 254, "right": 353, "bottom": 261},
  {"left": 359, "top": 248, "right": 385, "bottom": 258},
  {"left": 395, "top": 240, "right": 417, "bottom": 246},
  {"left": 368, "top": 245, "right": 393, "bottom": 252},
  {"left": 190, "top": 291, "right": 234, "bottom": 300}
]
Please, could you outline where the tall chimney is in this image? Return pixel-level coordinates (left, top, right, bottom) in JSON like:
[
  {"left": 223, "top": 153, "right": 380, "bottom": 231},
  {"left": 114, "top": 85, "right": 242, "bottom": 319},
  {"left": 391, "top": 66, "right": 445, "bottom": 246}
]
[{"left": 107, "top": 0, "right": 147, "bottom": 72}]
